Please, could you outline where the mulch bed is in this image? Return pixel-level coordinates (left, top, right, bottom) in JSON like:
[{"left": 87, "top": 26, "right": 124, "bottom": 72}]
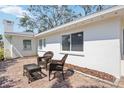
[{"left": 65, "top": 63, "right": 116, "bottom": 83}]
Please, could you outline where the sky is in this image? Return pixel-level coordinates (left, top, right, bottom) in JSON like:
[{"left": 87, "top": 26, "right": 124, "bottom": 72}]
[
  {"left": 0, "top": 5, "right": 29, "bottom": 34},
  {"left": 0, "top": 5, "right": 105, "bottom": 35},
  {"left": 0, "top": 5, "right": 86, "bottom": 35}
]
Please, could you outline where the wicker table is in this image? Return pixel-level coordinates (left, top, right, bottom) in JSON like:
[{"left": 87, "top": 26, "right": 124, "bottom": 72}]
[{"left": 23, "top": 63, "right": 44, "bottom": 83}]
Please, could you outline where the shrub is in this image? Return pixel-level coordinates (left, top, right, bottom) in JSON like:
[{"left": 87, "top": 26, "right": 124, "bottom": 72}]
[{"left": 0, "top": 48, "right": 4, "bottom": 61}]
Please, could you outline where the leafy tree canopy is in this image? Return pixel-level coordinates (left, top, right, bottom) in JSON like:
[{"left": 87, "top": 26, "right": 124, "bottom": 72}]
[{"left": 19, "top": 5, "right": 114, "bottom": 33}]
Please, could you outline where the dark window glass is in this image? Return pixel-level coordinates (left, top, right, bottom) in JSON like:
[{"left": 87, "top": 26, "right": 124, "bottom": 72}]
[
  {"left": 39, "top": 39, "right": 42, "bottom": 49},
  {"left": 43, "top": 39, "right": 46, "bottom": 47},
  {"left": 23, "top": 40, "right": 32, "bottom": 50},
  {"left": 71, "top": 32, "right": 83, "bottom": 51},
  {"left": 62, "top": 35, "right": 70, "bottom": 51}
]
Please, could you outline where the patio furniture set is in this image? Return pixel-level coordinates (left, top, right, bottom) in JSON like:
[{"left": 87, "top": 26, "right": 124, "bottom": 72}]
[{"left": 23, "top": 51, "right": 68, "bottom": 83}]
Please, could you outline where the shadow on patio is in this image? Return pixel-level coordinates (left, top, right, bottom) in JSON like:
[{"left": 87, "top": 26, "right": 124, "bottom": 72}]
[
  {"left": 0, "top": 57, "right": 116, "bottom": 88},
  {"left": 50, "top": 69, "right": 106, "bottom": 88},
  {"left": 50, "top": 69, "right": 74, "bottom": 88},
  {"left": 0, "top": 59, "right": 18, "bottom": 74},
  {"left": 0, "top": 76, "right": 21, "bottom": 88},
  {"left": 0, "top": 59, "right": 20, "bottom": 88}
]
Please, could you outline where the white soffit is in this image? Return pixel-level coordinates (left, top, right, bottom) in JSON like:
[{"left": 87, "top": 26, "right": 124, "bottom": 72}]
[
  {"left": 4, "top": 32, "right": 34, "bottom": 37},
  {"left": 35, "top": 6, "right": 124, "bottom": 38}
]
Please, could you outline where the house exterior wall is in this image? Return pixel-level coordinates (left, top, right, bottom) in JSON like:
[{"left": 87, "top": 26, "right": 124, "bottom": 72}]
[
  {"left": 121, "top": 60, "right": 124, "bottom": 76},
  {"left": 12, "top": 36, "right": 37, "bottom": 58},
  {"left": 120, "top": 18, "right": 124, "bottom": 76},
  {"left": 4, "top": 35, "right": 37, "bottom": 58},
  {"left": 37, "top": 17, "right": 121, "bottom": 78},
  {"left": 4, "top": 35, "right": 13, "bottom": 58}
]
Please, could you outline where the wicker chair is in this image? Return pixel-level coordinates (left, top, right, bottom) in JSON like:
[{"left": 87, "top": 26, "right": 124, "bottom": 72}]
[
  {"left": 37, "top": 51, "right": 54, "bottom": 70},
  {"left": 49, "top": 54, "right": 68, "bottom": 81}
]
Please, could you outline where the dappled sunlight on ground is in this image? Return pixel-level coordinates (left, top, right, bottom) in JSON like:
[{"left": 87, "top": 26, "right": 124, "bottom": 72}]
[{"left": 0, "top": 57, "right": 118, "bottom": 88}]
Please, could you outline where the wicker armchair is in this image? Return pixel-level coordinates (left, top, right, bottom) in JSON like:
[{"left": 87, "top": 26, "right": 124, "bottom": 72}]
[
  {"left": 37, "top": 51, "right": 54, "bottom": 70},
  {"left": 49, "top": 54, "right": 68, "bottom": 81}
]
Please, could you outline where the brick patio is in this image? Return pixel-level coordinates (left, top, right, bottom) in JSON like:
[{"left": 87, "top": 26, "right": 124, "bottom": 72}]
[{"left": 0, "top": 57, "right": 123, "bottom": 88}]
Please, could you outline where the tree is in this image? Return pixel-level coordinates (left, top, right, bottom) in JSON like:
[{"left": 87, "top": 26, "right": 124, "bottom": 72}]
[
  {"left": 80, "top": 5, "right": 114, "bottom": 16},
  {"left": 96, "top": 5, "right": 104, "bottom": 11},
  {"left": 19, "top": 5, "right": 81, "bottom": 33},
  {"left": 93, "top": 5, "right": 114, "bottom": 12},
  {"left": 79, "top": 5, "right": 93, "bottom": 16},
  {"left": 19, "top": 14, "right": 35, "bottom": 32},
  {"left": 0, "top": 35, "right": 2, "bottom": 40},
  {"left": 19, "top": 5, "right": 114, "bottom": 33}
]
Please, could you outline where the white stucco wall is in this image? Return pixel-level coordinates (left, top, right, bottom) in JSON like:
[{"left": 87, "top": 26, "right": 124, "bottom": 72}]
[
  {"left": 5, "top": 36, "right": 37, "bottom": 58},
  {"left": 120, "top": 18, "right": 124, "bottom": 76},
  {"left": 37, "top": 17, "right": 121, "bottom": 78},
  {"left": 121, "top": 60, "right": 124, "bottom": 76},
  {"left": 4, "top": 35, "right": 13, "bottom": 58},
  {"left": 12, "top": 36, "right": 36, "bottom": 57}
]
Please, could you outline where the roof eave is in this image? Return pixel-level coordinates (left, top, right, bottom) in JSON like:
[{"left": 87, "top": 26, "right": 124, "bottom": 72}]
[
  {"left": 4, "top": 32, "right": 34, "bottom": 38},
  {"left": 35, "top": 5, "right": 124, "bottom": 38}
]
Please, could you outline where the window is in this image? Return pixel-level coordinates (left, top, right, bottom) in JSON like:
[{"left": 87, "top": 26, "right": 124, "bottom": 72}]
[
  {"left": 62, "top": 35, "right": 70, "bottom": 51},
  {"left": 23, "top": 40, "right": 32, "bottom": 50},
  {"left": 39, "top": 39, "right": 42, "bottom": 49},
  {"left": 62, "top": 32, "right": 83, "bottom": 52},
  {"left": 71, "top": 32, "right": 83, "bottom": 51},
  {"left": 39, "top": 38, "right": 46, "bottom": 50},
  {"left": 43, "top": 39, "right": 46, "bottom": 47}
]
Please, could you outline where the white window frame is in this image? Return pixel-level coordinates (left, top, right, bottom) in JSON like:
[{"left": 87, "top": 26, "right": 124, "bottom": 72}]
[
  {"left": 23, "top": 40, "right": 32, "bottom": 50},
  {"left": 71, "top": 32, "right": 83, "bottom": 51},
  {"left": 43, "top": 38, "right": 46, "bottom": 48},
  {"left": 39, "top": 39, "right": 42, "bottom": 50},
  {"left": 60, "top": 31, "right": 84, "bottom": 56},
  {"left": 61, "top": 34, "right": 71, "bottom": 51},
  {"left": 38, "top": 38, "right": 46, "bottom": 51}
]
